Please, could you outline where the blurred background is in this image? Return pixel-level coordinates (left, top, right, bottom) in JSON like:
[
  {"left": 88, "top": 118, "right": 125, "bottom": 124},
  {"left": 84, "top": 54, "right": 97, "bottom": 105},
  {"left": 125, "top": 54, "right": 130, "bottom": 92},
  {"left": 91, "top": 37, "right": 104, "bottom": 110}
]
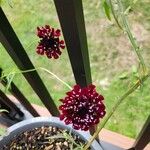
[{"left": 0, "top": 0, "right": 150, "bottom": 139}]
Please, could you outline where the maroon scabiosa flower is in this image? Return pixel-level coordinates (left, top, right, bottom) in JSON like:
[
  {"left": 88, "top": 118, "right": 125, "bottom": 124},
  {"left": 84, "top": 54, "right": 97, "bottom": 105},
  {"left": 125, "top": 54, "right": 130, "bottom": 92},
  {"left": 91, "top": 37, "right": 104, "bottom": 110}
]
[
  {"left": 59, "top": 84, "right": 106, "bottom": 131},
  {"left": 36, "top": 25, "right": 65, "bottom": 59}
]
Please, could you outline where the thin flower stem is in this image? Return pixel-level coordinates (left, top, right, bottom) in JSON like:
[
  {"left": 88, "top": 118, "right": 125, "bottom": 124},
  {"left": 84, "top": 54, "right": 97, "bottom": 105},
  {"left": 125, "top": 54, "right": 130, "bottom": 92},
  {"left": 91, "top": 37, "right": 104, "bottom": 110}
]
[
  {"left": 39, "top": 67, "right": 72, "bottom": 90},
  {"left": 83, "top": 73, "right": 150, "bottom": 150},
  {"left": 1, "top": 67, "right": 72, "bottom": 90},
  {"left": 109, "top": 0, "right": 123, "bottom": 30},
  {"left": 116, "top": 0, "right": 146, "bottom": 73}
]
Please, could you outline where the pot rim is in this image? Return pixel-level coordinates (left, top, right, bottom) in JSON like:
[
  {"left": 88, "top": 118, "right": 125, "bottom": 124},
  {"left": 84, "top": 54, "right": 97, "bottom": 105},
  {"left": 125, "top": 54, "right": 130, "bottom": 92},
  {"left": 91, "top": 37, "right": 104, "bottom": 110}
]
[{"left": 0, "top": 116, "right": 103, "bottom": 150}]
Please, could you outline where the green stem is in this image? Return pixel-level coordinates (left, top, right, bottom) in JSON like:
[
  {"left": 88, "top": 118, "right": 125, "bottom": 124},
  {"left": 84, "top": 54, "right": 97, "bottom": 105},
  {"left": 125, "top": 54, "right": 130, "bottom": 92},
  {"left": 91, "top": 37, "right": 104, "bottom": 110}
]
[
  {"left": 109, "top": 0, "right": 123, "bottom": 30},
  {"left": 39, "top": 67, "right": 72, "bottom": 90},
  {"left": 0, "top": 109, "right": 9, "bottom": 113},
  {"left": 1, "top": 67, "right": 72, "bottom": 90},
  {"left": 117, "top": 0, "right": 146, "bottom": 73},
  {"left": 83, "top": 73, "right": 150, "bottom": 150}
]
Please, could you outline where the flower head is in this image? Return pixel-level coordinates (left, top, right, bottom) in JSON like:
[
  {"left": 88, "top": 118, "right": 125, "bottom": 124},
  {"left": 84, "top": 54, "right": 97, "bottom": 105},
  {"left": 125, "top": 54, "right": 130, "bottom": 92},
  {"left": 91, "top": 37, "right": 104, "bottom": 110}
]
[
  {"left": 36, "top": 25, "right": 65, "bottom": 59},
  {"left": 59, "top": 84, "right": 106, "bottom": 131}
]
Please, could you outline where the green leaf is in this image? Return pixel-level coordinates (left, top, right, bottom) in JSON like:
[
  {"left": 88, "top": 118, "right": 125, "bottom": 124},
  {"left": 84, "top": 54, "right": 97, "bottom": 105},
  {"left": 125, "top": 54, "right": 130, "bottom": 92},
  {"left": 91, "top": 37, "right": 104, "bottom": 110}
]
[
  {"left": 103, "top": 0, "right": 111, "bottom": 21},
  {"left": 124, "top": 0, "right": 138, "bottom": 14},
  {"left": 5, "top": 72, "right": 15, "bottom": 92},
  {"left": 119, "top": 72, "right": 128, "bottom": 80}
]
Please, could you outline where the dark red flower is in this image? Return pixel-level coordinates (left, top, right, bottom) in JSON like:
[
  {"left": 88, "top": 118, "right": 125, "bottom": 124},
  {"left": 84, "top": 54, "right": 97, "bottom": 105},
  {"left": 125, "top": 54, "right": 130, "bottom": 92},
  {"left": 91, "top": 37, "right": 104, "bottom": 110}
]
[
  {"left": 59, "top": 84, "right": 106, "bottom": 131},
  {"left": 36, "top": 25, "right": 65, "bottom": 59}
]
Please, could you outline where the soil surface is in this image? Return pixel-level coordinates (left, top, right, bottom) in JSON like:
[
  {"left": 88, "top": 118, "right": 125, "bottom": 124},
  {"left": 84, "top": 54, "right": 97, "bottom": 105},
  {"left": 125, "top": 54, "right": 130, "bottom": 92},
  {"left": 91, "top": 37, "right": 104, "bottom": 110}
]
[{"left": 2, "top": 126, "right": 90, "bottom": 150}]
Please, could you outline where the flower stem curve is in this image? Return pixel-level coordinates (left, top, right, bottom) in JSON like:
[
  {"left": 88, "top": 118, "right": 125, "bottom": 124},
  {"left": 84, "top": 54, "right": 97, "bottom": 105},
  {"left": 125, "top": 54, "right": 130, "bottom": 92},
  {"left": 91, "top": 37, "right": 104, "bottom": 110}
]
[{"left": 83, "top": 72, "right": 150, "bottom": 150}]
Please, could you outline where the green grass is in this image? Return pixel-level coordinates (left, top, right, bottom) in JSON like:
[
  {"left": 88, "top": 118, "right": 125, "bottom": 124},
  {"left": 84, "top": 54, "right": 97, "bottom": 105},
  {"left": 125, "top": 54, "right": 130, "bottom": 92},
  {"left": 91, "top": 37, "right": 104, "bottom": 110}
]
[
  {"left": 0, "top": 0, "right": 150, "bottom": 139},
  {"left": 0, "top": 127, "right": 6, "bottom": 136}
]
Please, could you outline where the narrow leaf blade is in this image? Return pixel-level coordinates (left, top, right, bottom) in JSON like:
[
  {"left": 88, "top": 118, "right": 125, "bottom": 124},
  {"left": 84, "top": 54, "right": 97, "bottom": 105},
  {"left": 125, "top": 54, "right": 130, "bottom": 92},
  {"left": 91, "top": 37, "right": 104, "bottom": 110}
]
[{"left": 103, "top": 0, "right": 111, "bottom": 21}]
